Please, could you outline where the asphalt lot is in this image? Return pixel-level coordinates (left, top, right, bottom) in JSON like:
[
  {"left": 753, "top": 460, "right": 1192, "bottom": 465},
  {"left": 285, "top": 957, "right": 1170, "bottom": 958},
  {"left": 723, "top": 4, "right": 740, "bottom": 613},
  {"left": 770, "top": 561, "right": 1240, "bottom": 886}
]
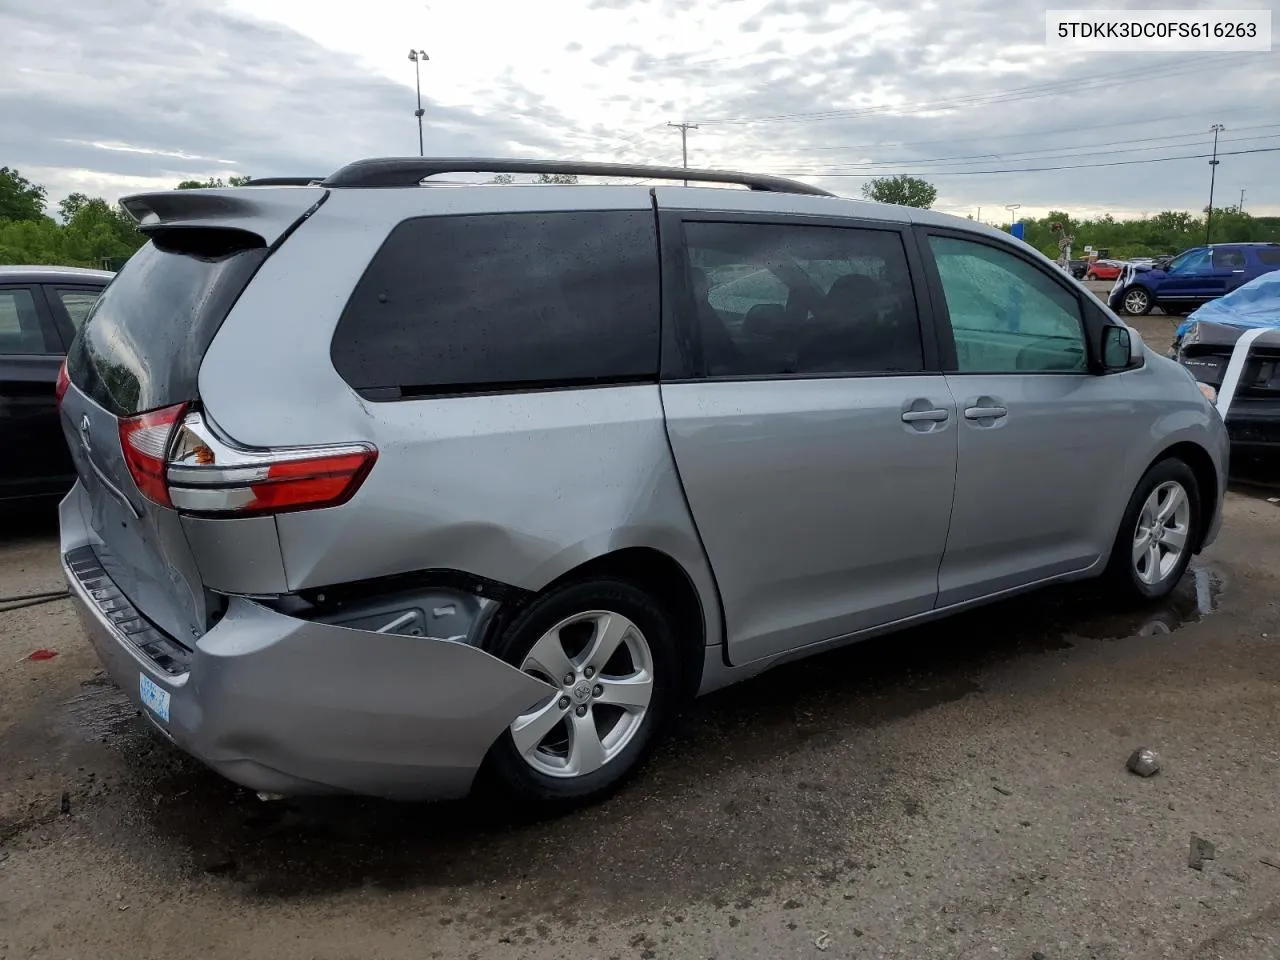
[{"left": 5, "top": 312, "right": 1280, "bottom": 960}]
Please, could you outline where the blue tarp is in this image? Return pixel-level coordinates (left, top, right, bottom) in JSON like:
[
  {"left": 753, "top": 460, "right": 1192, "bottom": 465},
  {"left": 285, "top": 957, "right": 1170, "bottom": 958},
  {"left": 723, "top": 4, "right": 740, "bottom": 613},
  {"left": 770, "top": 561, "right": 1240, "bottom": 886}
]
[{"left": 1174, "top": 271, "right": 1280, "bottom": 340}]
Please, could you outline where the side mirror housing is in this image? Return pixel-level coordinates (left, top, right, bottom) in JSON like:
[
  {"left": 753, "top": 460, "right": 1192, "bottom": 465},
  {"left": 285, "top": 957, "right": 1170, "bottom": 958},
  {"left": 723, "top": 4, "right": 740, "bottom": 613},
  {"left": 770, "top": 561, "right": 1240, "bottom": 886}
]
[{"left": 1103, "top": 324, "right": 1133, "bottom": 370}]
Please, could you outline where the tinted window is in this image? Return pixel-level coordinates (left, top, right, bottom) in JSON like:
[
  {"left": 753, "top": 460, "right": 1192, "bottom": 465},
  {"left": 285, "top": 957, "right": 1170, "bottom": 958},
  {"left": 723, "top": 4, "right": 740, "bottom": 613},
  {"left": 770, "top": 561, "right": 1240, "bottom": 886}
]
[
  {"left": 1212, "top": 248, "right": 1246, "bottom": 269},
  {"left": 1258, "top": 249, "right": 1280, "bottom": 266},
  {"left": 66, "top": 231, "right": 267, "bottom": 417},
  {"left": 331, "top": 211, "right": 660, "bottom": 396},
  {"left": 53, "top": 287, "right": 102, "bottom": 330},
  {"left": 928, "top": 235, "right": 1086, "bottom": 374},
  {"left": 683, "top": 221, "right": 923, "bottom": 377},
  {"left": 0, "top": 287, "right": 55, "bottom": 355}
]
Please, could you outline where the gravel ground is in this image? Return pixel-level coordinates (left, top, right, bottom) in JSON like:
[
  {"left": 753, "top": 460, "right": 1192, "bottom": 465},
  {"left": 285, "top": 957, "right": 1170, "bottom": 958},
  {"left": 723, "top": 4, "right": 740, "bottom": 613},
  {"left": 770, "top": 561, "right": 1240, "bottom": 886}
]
[{"left": 4, "top": 313, "right": 1280, "bottom": 960}]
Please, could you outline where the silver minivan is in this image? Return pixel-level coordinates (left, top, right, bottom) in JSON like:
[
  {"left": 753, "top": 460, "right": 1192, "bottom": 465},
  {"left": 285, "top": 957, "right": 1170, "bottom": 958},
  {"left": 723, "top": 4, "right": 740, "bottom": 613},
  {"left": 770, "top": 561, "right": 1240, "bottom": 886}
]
[{"left": 57, "top": 158, "right": 1228, "bottom": 807}]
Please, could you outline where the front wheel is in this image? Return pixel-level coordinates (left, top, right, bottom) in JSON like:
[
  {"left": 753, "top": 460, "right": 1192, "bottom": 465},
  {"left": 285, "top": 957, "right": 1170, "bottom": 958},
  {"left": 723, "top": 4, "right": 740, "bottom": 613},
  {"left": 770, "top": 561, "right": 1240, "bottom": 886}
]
[
  {"left": 1106, "top": 458, "right": 1201, "bottom": 601},
  {"left": 1121, "top": 285, "right": 1153, "bottom": 316},
  {"left": 482, "top": 577, "right": 680, "bottom": 807},
  {"left": 1085, "top": 271, "right": 1098, "bottom": 281}
]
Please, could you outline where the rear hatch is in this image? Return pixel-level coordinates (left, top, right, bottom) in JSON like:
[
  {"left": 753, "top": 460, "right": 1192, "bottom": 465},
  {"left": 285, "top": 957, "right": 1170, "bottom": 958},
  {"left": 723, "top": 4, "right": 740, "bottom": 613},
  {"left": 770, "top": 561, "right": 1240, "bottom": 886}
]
[{"left": 59, "top": 187, "right": 326, "bottom": 644}]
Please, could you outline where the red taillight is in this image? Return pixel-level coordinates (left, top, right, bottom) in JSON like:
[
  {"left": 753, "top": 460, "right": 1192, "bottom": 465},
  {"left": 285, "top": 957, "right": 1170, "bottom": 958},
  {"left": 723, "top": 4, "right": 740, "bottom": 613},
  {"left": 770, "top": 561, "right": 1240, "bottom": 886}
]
[
  {"left": 55, "top": 359, "right": 70, "bottom": 406},
  {"left": 118, "top": 402, "right": 187, "bottom": 507},
  {"left": 163, "top": 410, "right": 376, "bottom": 516}
]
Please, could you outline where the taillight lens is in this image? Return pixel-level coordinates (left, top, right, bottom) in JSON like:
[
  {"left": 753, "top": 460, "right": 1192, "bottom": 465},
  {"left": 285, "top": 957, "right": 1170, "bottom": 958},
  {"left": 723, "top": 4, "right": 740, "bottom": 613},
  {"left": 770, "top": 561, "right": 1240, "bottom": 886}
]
[
  {"left": 118, "top": 403, "right": 187, "bottom": 507},
  {"left": 55, "top": 359, "right": 70, "bottom": 406},
  {"left": 164, "top": 410, "right": 376, "bottom": 516}
]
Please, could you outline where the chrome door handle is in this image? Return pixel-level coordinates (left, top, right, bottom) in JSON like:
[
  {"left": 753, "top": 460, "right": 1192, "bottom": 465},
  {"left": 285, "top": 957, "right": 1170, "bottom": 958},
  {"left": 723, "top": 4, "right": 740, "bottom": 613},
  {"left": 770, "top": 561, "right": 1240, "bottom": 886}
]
[
  {"left": 964, "top": 405, "right": 1008, "bottom": 420},
  {"left": 902, "top": 409, "right": 949, "bottom": 423}
]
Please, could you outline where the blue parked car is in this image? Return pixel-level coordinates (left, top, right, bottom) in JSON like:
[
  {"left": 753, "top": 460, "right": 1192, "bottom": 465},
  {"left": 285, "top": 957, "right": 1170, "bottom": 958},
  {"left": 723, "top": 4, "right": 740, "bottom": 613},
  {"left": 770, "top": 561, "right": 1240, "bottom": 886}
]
[{"left": 1108, "top": 242, "right": 1280, "bottom": 317}]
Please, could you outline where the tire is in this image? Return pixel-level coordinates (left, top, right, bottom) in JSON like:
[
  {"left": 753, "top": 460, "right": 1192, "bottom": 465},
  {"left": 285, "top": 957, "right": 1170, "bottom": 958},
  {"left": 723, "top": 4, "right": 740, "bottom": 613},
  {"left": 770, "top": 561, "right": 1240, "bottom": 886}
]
[
  {"left": 1120, "top": 285, "right": 1153, "bottom": 316},
  {"left": 1085, "top": 272, "right": 1097, "bottom": 281},
  {"left": 1105, "top": 458, "right": 1201, "bottom": 601},
  {"left": 481, "top": 577, "right": 680, "bottom": 807}
]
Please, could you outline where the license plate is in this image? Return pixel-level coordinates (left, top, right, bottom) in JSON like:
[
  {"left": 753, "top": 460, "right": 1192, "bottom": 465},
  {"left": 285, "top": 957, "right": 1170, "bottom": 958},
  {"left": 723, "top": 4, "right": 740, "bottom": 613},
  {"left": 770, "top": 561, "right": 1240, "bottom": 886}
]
[{"left": 139, "top": 673, "right": 171, "bottom": 723}]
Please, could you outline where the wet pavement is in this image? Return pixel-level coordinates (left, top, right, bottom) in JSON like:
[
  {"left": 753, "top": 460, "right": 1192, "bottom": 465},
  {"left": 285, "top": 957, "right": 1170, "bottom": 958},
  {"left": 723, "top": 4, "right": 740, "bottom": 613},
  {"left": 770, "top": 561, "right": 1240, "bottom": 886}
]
[{"left": 3, "top": 489, "right": 1280, "bottom": 959}]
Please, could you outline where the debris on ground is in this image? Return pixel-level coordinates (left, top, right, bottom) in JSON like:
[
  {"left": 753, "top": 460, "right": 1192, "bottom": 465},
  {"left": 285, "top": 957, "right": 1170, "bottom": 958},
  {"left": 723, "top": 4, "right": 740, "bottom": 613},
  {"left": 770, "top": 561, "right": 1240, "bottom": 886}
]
[
  {"left": 993, "top": 785, "right": 1013, "bottom": 796},
  {"left": 59, "top": 791, "right": 70, "bottom": 815},
  {"left": 1259, "top": 855, "right": 1280, "bottom": 871},
  {"left": 814, "top": 931, "right": 832, "bottom": 951},
  {"left": 22, "top": 649, "right": 58, "bottom": 662},
  {"left": 1126, "top": 747, "right": 1160, "bottom": 777},
  {"left": 1189, "top": 835, "right": 1217, "bottom": 871}
]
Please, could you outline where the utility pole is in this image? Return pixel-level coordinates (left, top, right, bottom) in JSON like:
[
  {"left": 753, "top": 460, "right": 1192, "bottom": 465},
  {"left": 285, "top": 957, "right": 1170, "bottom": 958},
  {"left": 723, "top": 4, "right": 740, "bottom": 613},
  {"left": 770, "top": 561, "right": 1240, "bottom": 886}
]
[
  {"left": 667, "top": 121, "right": 698, "bottom": 186},
  {"left": 408, "top": 49, "right": 428, "bottom": 157},
  {"left": 1205, "top": 123, "right": 1224, "bottom": 245},
  {"left": 1239, "top": 188, "right": 1246, "bottom": 214}
]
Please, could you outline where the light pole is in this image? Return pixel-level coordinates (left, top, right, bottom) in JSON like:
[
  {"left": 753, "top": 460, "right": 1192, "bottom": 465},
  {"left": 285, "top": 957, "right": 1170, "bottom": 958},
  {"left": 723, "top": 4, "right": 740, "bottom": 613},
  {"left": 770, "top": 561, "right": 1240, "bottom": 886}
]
[
  {"left": 1005, "top": 203, "right": 1021, "bottom": 228},
  {"left": 408, "top": 49, "right": 428, "bottom": 157},
  {"left": 1205, "top": 123, "right": 1224, "bottom": 245}
]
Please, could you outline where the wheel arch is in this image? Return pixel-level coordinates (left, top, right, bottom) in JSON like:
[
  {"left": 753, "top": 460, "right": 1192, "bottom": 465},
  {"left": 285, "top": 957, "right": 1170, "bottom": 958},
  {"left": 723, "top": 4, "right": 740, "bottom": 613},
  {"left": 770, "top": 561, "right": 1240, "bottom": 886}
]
[{"left": 489, "top": 546, "right": 710, "bottom": 706}]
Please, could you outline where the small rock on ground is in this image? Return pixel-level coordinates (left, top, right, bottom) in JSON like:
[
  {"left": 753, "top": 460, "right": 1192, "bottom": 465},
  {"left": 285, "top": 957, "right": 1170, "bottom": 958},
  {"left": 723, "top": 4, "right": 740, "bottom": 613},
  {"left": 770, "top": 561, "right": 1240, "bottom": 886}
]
[{"left": 1126, "top": 747, "right": 1161, "bottom": 777}]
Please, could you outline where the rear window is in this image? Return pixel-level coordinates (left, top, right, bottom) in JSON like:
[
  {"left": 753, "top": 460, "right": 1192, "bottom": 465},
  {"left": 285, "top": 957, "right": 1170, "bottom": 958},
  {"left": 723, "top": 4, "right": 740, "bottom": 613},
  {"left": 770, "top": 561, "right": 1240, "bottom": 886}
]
[
  {"left": 66, "top": 230, "right": 266, "bottom": 417},
  {"left": 330, "top": 210, "right": 660, "bottom": 397}
]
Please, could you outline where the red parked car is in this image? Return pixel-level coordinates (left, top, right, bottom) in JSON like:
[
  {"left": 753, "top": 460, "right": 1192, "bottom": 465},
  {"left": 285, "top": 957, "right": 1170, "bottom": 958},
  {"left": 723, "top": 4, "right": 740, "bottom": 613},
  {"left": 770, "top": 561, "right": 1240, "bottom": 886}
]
[{"left": 1085, "top": 259, "right": 1124, "bottom": 281}]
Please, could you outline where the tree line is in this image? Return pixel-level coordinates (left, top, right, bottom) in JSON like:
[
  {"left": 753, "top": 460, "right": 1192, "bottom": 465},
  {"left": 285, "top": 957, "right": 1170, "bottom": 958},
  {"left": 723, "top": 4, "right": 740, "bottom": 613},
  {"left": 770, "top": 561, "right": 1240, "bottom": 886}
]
[{"left": 1, "top": 165, "right": 1275, "bottom": 269}]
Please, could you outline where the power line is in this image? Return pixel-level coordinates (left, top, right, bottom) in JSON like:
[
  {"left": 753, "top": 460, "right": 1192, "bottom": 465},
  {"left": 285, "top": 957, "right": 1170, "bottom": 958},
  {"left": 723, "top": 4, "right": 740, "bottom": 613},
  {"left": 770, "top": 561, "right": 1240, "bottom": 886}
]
[
  {"left": 793, "top": 121, "right": 1280, "bottom": 164},
  {"left": 772, "top": 145, "right": 1280, "bottom": 179},
  {"left": 690, "top": 54, "right": 1247, "bottom": 126},
  {"left": 789, "top": 131, "right": 1280, "bottom": 173}
]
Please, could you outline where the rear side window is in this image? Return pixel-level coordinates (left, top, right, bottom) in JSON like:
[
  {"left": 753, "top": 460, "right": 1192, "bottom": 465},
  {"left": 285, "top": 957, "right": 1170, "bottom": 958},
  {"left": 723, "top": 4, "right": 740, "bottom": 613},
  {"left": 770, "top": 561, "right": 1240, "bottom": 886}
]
[
  {"left": 331, "top": 211, "right": 660, "bottom": 397},
  {"left": 0, "top": 287, "right": 54, "bottom": 355},
  {"left": 52, "top": 287, "right": 102, "bottom": 330},
  {"left": 1258, "top": 249, "right": 1280, "bottom": 266},
  {"left": 683, "top": 221, "right": 923, "bottom": 378},
  {"left": 66, "top": 231, "right": 266, "bottom": 417},
  {"left": 1212, "top": 248, "right": 1246, "bottom": 269}
]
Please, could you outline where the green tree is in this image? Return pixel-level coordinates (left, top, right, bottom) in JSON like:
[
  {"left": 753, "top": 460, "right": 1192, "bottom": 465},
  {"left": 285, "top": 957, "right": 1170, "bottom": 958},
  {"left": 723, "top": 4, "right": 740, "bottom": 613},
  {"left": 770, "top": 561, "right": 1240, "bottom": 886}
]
[
  {"left": 176, "top": 175, "right": 252, "bottom": 189},
  {"left": 491, "top": 173, "right": 515, "bottom": 184},
  {"left": 58, "top": 191, "right": 91, "bottom": 223},
  {"left": 0, "top": 166, "right": 47, "bottom": 221},
  {"left": 861, "top": 175, "right": 937, "bottom": 208},
  {"left": 534, "top": 173, "right": 579, "bottom": 184}
]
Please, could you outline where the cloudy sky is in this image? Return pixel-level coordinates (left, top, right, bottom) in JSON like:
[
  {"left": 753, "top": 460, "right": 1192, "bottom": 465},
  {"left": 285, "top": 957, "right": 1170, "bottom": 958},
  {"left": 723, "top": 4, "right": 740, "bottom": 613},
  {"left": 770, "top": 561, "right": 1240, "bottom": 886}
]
[{"left": 1, "top": 0, "right": 1277, "bottom": 221}]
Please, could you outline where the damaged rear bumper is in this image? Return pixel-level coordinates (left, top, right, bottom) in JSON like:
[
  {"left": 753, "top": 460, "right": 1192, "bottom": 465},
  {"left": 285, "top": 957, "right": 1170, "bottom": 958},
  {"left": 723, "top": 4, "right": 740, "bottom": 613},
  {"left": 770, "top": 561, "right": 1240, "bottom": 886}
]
[{"left": 59, "top": 485, "right": 553, "bottom": 800}]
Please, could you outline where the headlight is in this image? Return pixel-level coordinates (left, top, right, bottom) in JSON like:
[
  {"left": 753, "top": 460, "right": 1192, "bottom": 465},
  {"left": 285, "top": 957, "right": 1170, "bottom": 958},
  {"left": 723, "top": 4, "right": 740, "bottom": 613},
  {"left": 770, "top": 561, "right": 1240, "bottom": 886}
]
[{"left": 1197, "top": 382, "right": 1218, "bottom": 404}]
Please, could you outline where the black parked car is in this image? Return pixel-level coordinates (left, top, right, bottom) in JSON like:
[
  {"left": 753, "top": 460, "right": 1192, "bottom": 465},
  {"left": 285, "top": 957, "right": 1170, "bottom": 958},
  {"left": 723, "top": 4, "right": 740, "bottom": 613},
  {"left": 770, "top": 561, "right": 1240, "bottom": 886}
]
[{"left": 1, "top": 266, "right": 112, "bottom": 504}]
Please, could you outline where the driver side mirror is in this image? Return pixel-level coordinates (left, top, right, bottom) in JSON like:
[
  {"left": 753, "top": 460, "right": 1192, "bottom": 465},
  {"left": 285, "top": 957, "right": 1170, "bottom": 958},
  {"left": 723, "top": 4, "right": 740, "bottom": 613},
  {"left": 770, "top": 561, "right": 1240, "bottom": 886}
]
[{"left": 1102, "top": 324, "right": 1132, "bottom": 370}]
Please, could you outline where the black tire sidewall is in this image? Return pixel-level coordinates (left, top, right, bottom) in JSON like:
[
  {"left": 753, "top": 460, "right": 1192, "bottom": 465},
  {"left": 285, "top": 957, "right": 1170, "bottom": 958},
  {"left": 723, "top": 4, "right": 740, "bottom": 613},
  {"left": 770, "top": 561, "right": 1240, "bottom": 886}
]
[
  {"left": 1108, "top": 458, "right": 1201, "bottom": 600},
  {"left": 482, "top": 577, "right": 680, "bottom": 804}
]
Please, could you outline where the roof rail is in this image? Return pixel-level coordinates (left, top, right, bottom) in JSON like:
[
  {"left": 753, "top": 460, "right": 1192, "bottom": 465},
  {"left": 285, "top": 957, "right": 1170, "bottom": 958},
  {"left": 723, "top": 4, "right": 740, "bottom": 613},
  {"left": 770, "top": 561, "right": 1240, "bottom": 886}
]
[
  {"left": 241, "top": 176, "right": 327, "bottom": 187},
  {"left": 319, "top": 157, "right": 835, "bottom": 197}
]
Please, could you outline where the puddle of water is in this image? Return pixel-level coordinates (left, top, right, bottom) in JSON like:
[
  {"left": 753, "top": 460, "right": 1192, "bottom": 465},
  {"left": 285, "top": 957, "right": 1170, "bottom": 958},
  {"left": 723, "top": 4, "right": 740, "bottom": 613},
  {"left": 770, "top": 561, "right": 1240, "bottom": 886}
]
[{"left": 1067, "top": 563, "right": 1222, "bottom": 640}]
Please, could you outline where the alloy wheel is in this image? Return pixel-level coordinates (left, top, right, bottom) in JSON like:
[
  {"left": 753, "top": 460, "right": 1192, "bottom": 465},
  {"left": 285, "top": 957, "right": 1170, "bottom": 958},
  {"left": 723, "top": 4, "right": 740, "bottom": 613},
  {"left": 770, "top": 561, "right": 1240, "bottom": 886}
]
[
  {"left": 509, "top": 610, "right": 654, "bottom": 779},
  {"left": 1132, "top": 480, "right": 1191, "bottom": 585}
]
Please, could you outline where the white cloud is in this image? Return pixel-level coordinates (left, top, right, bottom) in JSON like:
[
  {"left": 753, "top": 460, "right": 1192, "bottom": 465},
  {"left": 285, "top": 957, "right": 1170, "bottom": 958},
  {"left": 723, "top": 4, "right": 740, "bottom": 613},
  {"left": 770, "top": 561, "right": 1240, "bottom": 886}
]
[{"left": 0, "top": 0, "right": 1277, "bottom": 217}]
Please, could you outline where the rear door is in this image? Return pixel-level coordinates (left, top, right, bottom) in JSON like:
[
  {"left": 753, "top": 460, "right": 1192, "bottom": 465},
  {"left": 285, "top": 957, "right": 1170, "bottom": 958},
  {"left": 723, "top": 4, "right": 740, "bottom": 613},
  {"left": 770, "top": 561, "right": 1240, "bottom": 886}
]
[
  {"left": 0, "top": 284, "right": 72, "bottom": 499},
  {"left": 916, "top": 227, "right": 1136, "bottom": 606},
  {"left": 658, "top": 209, "right": 957, "bottom": 665}
]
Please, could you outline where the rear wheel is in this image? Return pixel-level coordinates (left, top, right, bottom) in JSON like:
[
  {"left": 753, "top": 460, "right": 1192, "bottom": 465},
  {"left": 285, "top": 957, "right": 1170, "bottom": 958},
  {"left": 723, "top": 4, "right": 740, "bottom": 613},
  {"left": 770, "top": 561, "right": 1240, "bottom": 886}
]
[
  {"left": 1121, "top": 285, "right": 1152, "bottom": 316},
  {"left": 1106, "top": 458, "right": 1201, "bottom": 601},
  {"left": 1085, "top": 271, "right": 1098, "bottom": 280},
  {"left": 483, "top": 578, "right": 679, "bottom": 807}
]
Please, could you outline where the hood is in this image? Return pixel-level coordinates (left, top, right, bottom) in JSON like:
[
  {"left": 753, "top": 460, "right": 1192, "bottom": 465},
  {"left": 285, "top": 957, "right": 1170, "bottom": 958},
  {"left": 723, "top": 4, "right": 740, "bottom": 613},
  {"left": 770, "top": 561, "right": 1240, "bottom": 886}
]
[{"left": 1176, "top": 319, "right": 1251, "bottom": 350}]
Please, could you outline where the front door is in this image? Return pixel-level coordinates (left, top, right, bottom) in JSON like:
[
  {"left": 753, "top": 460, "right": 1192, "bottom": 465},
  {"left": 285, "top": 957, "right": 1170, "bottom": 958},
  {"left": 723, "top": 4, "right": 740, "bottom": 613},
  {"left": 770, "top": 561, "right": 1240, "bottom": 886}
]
[
  {"left": 659, "top": 214, "right": 957, "bottom": 665},
  {"left": 1159, "top": 247, "right": 1235, "bottom": 311},
  {"left": 918, "top": 230, "right": 1136, "bottom": 607}
]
